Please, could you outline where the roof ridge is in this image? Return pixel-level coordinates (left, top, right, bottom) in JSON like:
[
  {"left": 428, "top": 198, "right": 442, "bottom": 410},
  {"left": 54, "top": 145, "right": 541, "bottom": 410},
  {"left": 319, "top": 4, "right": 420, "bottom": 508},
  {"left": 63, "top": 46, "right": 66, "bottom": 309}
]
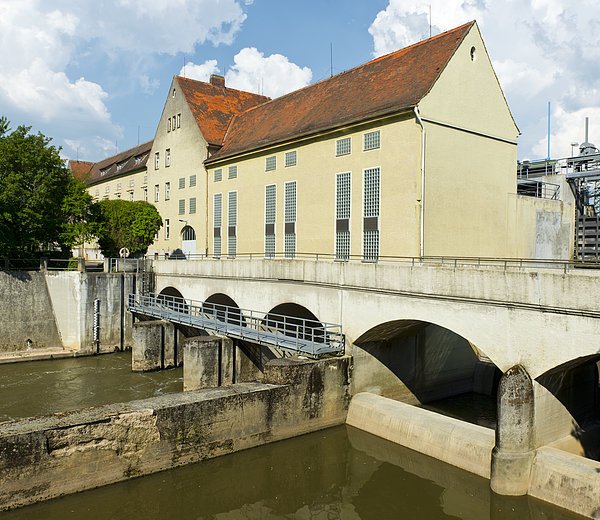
[
  {"left": 175, "top": 75, "right": 270, "bottom": 101},
  {"left": 223, "top": 21, "right": 475, "bottom": 120}
]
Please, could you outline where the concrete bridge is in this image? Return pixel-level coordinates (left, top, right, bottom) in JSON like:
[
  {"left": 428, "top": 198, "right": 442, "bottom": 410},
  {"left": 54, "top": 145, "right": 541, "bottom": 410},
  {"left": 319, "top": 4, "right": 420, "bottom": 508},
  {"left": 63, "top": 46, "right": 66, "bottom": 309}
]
[{"left": 143, "top": 256, "right": 599, "bottom": 500}]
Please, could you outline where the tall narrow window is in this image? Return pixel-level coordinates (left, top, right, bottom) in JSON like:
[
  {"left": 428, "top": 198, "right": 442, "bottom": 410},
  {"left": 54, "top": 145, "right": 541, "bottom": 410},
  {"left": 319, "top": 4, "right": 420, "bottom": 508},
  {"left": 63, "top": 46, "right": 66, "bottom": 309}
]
[
  {"left": 214, "top": 168, "right": 222, "bottom": 182},
  {"left": 143, "top": 187, "right": 148, "bottom": 202},
  {"left": 176, "top": 113, "right": 181, "bottom": 128},
  {"left": 189, "top": 197, "right": 197, "bottom": 214},
  {"left": 228, "top": 165, "right": 237, "bottom": 179},
  {"left": 154, "top": 184, "right": 160, "bottom": 202},
  {"left": 154, "top": 152, "right": 159, "bottom": 170},
  {"left": 165, "top": 182, "right": 170, "bottom": 201},
  {"left": 213, "top": 194, "right": 222, "bottom": 258},
  {"left": 179, "top": 177, "right": 185, "bottom": 189},
  {"left": 167, "top": 118, "right": 171, "bottom": 132},
  {"left": 284, "top": 181, "right": 297, "bottom": 258},
  {"left": 165, "top": 148, "right": 171, "bottom": 167},
  {"left": 228, "top": 191, "right": 237, "bottom": 258},
  {"left": 336, "top": 172, "right": 351, "bottom": 261},
  {"left": 189, "top": 174, "right": 197, "bottom": 187},
  {"left": 178, "top": 199, "right": 185, "bottom": 215},
  {"left": 265, "top": 185, "right": 276, "bottom": 258},
  {"left": 363, "top": 167, "right": 380, "bottom": 261},
  {"left": 165, "top": 219, "right": 170, "bottom": 240}
]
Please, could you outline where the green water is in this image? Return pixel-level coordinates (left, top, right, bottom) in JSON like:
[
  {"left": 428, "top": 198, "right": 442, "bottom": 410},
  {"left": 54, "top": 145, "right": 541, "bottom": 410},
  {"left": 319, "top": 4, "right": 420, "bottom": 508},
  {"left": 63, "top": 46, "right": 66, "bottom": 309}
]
[
  {"left": 0, "top": 352, "right": 182, "bottom": 422},
  {"left": 0, "top": 426, "right": 582, "bottom": 520}
]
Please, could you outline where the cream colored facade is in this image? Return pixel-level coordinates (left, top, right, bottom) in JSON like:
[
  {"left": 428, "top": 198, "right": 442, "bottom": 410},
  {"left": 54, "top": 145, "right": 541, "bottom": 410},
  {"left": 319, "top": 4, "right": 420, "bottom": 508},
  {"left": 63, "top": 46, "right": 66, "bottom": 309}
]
[
  {"left": 204, "top": 23, "right": 572, "bottom": 260},
  {"left": 146, "top": 78, "right": 209, "bottom": 256},
  {"left": 82, "top": 23, "right": 573, "bottom": 261}
]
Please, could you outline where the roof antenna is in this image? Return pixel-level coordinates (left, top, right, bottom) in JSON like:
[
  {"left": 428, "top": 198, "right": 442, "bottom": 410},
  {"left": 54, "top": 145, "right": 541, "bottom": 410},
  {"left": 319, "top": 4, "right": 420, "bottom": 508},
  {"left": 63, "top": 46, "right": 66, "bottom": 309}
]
[
  {"left": 330, "top": 42, "right": 333, "bottom": 77},
  {"left": 547, "top": 101, "right": 551, "bottom": 160},
  {"left": 429, "top": 4, "right": 432, "bottom": 38}
]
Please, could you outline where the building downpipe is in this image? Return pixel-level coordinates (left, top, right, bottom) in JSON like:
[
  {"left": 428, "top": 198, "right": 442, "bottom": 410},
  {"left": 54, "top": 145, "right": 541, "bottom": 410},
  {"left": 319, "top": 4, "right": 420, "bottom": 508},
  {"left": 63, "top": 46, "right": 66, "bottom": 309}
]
[{"left": 414, "top": 106, "right": 426, "bottom": 258}]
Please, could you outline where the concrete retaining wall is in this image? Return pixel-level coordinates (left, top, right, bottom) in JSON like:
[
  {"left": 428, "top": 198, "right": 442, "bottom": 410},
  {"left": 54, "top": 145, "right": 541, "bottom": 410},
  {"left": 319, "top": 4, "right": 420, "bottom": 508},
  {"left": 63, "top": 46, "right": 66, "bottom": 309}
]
[
  {"left": 0, "top": 356, "right": 351, "bottom": 511},
  {"left": 529, "top": 447, "right": 600, "bottom": 519},
  {"left": 346, "top": 392, "right": 495, "bottom": 478},
  {"left": 0, "top": 271, "right": 62, "bottom": 353},
  {"left": 0, "top": 271, "right": 135, "bottom": 357}
]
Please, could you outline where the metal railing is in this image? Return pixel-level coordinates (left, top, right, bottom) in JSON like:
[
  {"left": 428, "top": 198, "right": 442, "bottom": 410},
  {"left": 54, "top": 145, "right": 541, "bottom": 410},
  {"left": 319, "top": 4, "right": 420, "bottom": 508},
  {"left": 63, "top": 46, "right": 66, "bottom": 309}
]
[
  {"left": 146, "top": 251, "right": 600, "bottom": 273},
  {"left": 128, "top": 292, "right": 345, "bottom": 358}
]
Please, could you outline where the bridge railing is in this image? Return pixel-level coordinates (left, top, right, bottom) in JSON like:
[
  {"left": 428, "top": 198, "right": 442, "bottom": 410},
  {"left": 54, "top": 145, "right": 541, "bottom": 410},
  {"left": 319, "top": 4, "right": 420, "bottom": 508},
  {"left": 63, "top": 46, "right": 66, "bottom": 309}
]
[
  {"left": 128, "top": 292, "right": 345, "bottom": 358},
  {"left": 146, "top": 251, "right": 600, "bottom": 273}
]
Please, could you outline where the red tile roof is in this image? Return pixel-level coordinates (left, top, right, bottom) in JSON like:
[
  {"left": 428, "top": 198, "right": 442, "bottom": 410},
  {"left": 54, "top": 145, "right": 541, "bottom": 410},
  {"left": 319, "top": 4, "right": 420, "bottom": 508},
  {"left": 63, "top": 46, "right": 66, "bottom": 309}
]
[
  {"left": 176, "top": 76, "right": 270, "bottom": 147},
  {"left": 84, "top": 141, "right": 153, "bottom": 186},
  {"left": 68, "top": 160, "right": 94, "bottom": 183},
  {"left": 207, "top": 22, "right": 474, "bottom": 164}
]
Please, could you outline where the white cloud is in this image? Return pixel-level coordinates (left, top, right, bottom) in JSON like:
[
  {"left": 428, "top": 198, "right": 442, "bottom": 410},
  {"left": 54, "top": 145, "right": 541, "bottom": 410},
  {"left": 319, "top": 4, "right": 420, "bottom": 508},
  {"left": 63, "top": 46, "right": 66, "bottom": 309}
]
[
  {"left": 180, "top": 60, "right": 220, "bottom": 82},
  {"left": 369, "top": 0, "right": 483, "bottom": 57},
  {"left": 0, "top": 0, "right": 251, "bottom": 160},
  {"left": 369, "top": 0, "right": 600, "bottom": 159},
  {"left": 225, "top": 48, "right": 312, "bottom": 98}
]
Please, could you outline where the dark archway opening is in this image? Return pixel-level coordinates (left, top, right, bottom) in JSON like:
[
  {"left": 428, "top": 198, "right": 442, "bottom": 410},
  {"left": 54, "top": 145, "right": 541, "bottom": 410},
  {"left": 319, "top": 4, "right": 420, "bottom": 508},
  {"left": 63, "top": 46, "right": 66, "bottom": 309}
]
[
  {"left": 263, "top": 303, "right": 324, "bottom": 343},
  {"left": 354, "top": 320, "right": 501, "bottom": 428},
  {"left": 536, "top": 355, "right": 600, "bottom": 461},
  {"left": 203, "top": 293, "right": 245, "bottom": 327}
]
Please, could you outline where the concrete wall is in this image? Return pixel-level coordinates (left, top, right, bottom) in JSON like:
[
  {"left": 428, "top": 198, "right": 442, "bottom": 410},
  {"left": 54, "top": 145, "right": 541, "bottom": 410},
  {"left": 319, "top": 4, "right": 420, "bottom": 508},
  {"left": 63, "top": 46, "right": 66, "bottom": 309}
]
[
  {"left": 0, "top": 356, "right": 351, "bottom": 511},
  {"left": 153, "top": 258, "right": 600, "bottom": 378},
  {"left": 528, "top": 447, "right": 600, "bottom": 519},
  {"left": 346, "top": 393, "right": 495, "bottom": 478},
  {"left": 0, "top": 271, "right": 62, "bottom": 353},
  {"left": 0, "top": 271, "right": 135, "bottom": 357}
]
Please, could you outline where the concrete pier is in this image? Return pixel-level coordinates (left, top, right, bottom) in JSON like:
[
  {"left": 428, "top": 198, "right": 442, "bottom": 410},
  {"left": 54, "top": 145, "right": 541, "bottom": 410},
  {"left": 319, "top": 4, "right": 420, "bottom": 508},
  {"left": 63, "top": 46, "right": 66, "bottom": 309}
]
[
  {"left": 490, "top": 365, "right": 535, "bottom": 496},
  {"left": 183, "top": 336, "right": 234, "bottom": 391},
  {"left": 132, "top": 320, "right": 182, "bottom": 371}
]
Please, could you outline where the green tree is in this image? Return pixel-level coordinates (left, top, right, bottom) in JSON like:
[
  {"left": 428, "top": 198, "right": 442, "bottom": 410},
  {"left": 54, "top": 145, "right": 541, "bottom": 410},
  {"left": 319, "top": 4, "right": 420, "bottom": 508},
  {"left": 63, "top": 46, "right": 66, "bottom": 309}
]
[
  {"left": 96, "top": 199, "right": 162, "bottom": 257},
  {"left": 59, "top": 178, "right": 100, "bottom": 251},
  {"left": 0, "top": 117, "right": 95, "bottom": 257}
]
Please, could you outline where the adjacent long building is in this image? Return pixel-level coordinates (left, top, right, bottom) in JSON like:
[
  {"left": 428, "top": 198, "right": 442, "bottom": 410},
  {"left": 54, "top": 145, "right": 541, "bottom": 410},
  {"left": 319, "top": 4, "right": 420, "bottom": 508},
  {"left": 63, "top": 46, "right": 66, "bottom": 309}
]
[{"left": 73, "top": 21, "right": 573, "bottom": 261}]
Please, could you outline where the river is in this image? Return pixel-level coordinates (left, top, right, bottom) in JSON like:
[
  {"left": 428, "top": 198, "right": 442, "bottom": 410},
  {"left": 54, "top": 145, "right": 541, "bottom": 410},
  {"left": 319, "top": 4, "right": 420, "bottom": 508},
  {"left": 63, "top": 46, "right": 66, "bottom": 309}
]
[{"left": 0, "top": 355, "right": 584, "bottom": 519}]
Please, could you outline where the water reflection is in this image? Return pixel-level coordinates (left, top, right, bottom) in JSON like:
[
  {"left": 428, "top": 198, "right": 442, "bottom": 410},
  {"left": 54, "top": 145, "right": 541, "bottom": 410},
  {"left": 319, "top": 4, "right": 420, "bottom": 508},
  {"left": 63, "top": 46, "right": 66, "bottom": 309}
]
[
  {"left": 0, "top": 426, "right": 581, "bottom": 520},
  {"left": 0, "top": 353, "right": 182, "bottom": 422}
]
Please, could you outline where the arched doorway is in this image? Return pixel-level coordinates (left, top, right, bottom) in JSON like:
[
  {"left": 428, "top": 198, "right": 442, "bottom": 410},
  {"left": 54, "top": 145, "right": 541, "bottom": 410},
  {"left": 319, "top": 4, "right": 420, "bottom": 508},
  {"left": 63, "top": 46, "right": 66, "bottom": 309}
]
[{"left": 181, "top": 225, "right": 196, "bottom": 256}]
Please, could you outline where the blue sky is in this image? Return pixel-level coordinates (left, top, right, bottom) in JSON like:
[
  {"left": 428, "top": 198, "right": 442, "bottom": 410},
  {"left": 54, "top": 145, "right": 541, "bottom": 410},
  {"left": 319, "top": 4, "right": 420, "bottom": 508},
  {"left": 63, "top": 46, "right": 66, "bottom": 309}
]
[{"left": 1, "top": 0, "right": 598, "bottom": 162}]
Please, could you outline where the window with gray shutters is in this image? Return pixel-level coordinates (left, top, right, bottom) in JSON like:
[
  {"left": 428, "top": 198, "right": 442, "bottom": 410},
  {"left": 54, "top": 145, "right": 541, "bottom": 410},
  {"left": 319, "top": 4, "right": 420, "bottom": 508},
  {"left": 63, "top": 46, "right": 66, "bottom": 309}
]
[
  {"left": 228, "top": 165, "right": 238, "bottom": 179},
  {"left": 284, "top": 181, "right": 296, "bottom": 258},
  {"left": 336, "top": 172, "right": 351, "bottom": 261},
  {"left": 228, "top": 191, "right": 237, "bottom": 257},
  {"left": 213, "top": 193, "right": 222, "bottom": 258},
  {"left": 179, "top": 177, "right": 185, "bottom": 189},
  {"left": 214, "top": 169, "right": 222, "bottom": 182},
  {"left": 363, "top": 167, "right": 380, "bottom": 261},
  {"left": 189, "top": 175, "right": 197, "bottom": 187},
  {"left": 178, "top": 199, "right": 185, "bottom": 215},
  {"left": 265, "top": 185, "right": 276, "bottom": 258},
  {"left": 189, "top": 197, "right": 196, "bottom": 214}
]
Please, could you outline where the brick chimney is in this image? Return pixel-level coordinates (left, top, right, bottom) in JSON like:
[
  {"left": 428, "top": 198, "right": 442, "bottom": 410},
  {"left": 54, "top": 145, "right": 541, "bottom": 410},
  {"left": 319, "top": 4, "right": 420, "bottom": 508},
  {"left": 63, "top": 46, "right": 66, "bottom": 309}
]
[{"left": 210, "top": 74, "right": 225, "bottom": 88}]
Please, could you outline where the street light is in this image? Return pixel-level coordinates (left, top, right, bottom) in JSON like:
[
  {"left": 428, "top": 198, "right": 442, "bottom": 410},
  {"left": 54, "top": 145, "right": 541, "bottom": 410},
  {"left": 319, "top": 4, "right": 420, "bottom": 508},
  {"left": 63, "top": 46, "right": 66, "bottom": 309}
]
[{"left": 571, "top": 142, "right": 579, "bottom": 157}]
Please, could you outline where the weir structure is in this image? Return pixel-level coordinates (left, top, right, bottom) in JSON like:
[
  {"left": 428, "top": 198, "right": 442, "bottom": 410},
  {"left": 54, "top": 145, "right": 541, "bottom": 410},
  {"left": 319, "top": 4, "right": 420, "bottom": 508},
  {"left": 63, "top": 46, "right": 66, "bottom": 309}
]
[{"left": 146, "top": 255, "right": 600, "bottom": 517}]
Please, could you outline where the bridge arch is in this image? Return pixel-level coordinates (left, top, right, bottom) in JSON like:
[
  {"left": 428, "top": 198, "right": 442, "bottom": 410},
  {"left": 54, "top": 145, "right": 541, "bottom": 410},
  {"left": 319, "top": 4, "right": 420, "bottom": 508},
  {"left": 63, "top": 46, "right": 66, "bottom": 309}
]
[
  {"left": 203, "top": 293, "right": 245, "bottom": 326},
  {"left": 263, "top": 302, "right": 324, "bottom": 342},
  {"left": 535, "top": 354, "right": 600, "bottom": 459},
  {"left": 352, "top": 318, "right": 501, "bottom": 427}
]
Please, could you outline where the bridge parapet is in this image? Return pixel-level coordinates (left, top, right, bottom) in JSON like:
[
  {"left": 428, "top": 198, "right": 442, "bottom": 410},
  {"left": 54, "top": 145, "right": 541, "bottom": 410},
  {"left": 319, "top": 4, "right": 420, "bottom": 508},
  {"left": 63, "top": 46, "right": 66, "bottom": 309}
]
[{"left": 152, "top": 257, "right": 600, "bottom": 317}]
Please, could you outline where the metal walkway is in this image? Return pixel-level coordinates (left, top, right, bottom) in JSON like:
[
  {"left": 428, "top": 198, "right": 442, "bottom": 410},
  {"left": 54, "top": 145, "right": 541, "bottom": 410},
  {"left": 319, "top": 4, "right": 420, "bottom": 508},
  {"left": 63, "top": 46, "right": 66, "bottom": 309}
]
[{"left": 128, "top": 293, "right": 345, "bottom": 358}]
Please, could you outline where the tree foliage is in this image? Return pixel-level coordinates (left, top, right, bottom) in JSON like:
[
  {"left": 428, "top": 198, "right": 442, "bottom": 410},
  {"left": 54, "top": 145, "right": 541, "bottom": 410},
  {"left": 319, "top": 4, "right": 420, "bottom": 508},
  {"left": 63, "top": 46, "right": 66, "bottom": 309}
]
[
  {"left": 95, "top": 199, "right": 162, "bottom": 258},
  {"left": 0, "top": 117, "right": 96, "bottom": 257}
]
